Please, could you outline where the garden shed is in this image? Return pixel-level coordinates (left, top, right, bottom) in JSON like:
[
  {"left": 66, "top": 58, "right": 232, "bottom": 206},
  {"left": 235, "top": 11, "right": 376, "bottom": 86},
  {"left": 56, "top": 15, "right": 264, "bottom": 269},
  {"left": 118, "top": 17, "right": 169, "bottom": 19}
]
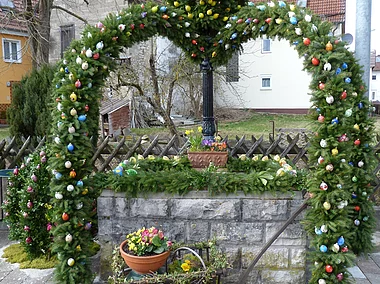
[{"left": 100, "top": 98, "right": 130, "bottom": 138}]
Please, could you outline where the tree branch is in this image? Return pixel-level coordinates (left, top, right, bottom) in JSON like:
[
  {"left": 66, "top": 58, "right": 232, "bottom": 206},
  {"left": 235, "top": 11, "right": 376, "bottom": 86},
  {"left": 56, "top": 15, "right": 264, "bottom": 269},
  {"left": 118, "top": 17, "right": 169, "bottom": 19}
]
[{"left": 51, "top": 5, "right": 88, "bottom": 24}]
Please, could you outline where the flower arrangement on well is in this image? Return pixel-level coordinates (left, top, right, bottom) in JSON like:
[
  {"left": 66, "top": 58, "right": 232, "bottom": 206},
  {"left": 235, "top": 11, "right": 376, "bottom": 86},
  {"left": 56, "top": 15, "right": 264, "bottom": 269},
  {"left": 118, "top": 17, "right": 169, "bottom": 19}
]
[
  {"left": 123, "top": 227, "right": 172, "bottom": 256},
  {"left": 185, "top": 126, "right": 227, "bottom": 152}
]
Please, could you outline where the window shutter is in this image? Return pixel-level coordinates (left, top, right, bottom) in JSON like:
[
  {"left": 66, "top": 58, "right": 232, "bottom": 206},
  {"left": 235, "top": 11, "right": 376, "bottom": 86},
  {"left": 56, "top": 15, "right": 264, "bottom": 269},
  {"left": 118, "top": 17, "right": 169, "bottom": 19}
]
[
  {"left": 60, "top": 25, "right": 75, "bottom": 58},
  {"left": 226, "top": 51, "right": 239, "bottom": 82}
]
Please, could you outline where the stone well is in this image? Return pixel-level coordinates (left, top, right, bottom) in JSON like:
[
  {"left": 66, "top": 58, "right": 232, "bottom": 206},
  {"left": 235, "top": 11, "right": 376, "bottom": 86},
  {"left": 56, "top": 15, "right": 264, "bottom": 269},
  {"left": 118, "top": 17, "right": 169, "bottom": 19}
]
[{"left": 97, "top": 190, "right": 307, "bottom": 283}]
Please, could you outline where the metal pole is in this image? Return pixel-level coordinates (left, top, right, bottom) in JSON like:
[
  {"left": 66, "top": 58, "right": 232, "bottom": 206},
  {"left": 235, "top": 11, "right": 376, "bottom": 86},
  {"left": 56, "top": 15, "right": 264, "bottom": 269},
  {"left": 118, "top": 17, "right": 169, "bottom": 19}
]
[
  {"left": 200, "top": 58, "right": 215, "bottom": 140},
  {"left": 355, "top": 0, "right": 372, "bottom": 98}
]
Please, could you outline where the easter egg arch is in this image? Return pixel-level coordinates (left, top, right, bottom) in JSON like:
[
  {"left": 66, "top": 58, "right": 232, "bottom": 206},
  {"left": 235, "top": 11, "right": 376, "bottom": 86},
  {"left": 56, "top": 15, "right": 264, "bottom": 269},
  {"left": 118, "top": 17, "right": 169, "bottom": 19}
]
[{"left": 50, "top": 1, "right": 375, "bottom": 283}]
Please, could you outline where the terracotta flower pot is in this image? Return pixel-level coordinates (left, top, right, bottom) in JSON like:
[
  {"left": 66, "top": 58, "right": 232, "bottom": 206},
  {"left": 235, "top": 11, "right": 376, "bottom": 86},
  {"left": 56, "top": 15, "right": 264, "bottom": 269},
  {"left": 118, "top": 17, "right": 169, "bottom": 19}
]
[
  {"left": 120, "top": 240, "right": 170, "bottom": 274},
  {"left": 187, "top": 151, "right": 228, "bottom": 168}
]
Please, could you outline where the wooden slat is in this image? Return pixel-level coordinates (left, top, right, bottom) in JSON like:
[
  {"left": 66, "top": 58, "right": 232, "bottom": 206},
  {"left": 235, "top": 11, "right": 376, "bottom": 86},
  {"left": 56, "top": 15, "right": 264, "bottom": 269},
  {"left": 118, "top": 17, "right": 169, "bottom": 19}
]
[
  {"left": 230, "top": 135, "right": 246, "bottom": 157},
  {"left": 98, "top": 137, "right": 126, "bottom": 172},
  {"left": 142, "top": 135, "right": 160, "bottom": 157},
  {"left": 9, "top": 136, "right": 32, "bottom": 169},
  {"left": 159, "top": 134, "right": 177, "bottom": 157},
  {"left": 246, "top": 135, "right": 265, "bottom": 157}
]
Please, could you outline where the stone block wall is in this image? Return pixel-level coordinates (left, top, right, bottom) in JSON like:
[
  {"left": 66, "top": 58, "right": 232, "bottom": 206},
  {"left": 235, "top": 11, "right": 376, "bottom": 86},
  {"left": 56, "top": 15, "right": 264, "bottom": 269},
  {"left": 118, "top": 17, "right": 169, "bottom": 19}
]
[{"left": 97, "top": 190, "right": 307, "bottom": 284}]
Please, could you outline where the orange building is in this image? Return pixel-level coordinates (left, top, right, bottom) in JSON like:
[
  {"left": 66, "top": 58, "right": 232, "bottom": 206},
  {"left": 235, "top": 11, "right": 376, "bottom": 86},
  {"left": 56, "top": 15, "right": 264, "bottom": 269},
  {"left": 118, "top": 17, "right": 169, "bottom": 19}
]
[{"left": 0, "top": 0, "right": 33, "bottom": 122}]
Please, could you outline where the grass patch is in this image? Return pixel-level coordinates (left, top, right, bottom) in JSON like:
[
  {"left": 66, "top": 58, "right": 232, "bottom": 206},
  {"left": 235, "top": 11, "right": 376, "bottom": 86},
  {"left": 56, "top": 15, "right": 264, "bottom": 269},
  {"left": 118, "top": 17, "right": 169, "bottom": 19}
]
[
  {"left": 2, "top": 244, "right": 57, "bottom": 269},
  {"left": 0, "top": 127, "right": 10, "bottom": 141},
  {"left": 2, "top": 242, "right": 100, "bottom": 269}
]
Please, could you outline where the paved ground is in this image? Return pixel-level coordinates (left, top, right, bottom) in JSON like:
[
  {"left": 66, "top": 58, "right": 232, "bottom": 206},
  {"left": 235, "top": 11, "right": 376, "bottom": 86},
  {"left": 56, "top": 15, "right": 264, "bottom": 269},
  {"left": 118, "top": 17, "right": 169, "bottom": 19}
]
[{"left": 1, "top": 222, "right": 380, "bottom": 283}]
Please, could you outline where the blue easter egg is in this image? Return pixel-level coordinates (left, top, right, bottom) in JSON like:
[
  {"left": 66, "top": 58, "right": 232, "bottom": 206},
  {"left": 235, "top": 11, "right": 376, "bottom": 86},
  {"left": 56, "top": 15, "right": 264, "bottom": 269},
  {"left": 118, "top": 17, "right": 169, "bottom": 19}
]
[
  {"left": 56, "top": 84, "right": 60, "bottom": 89},
  {"left": 160, "top": 6, "right": 167, "bottom": 12},
  {"left": 290, "top": 17, "right": 297, "bottom": 25},
  {"left": 257, "top": 5, "right": 266, "bottom": 11},
  {"left": 230, "top": 33, "right": 237, "bottom": 40},
  {"left": 260, "top": 26, "right": 266, "bottom": 32},
  {"left": 337, "top": 236, "right": 345, "bottom": 246},
  {"left": 141, "top": 12, "right": 147, "bottom": 18},
  {"left": 342, "top": 62, "right": 348, "bottom": 69},
  {"left": 345, "top": 77, "right": 351, "bottom": 83},
  {"left": 113, "top": 166, "right": 123, "bottom": 176},
  {"left": 78, "top": 115, "right": 87, "bottom": 122},
  {"left": 218, "top": 39, "right": 223, "bottom": 44},
  {"left": 337, "top": 184, "right": 342, "bottom": 189},
  {"left": 278, "top": 1, "right": 286, "bottom": 7},
  {"left": 316, "top": 108, "right": 321, "bottom": 113},
  {"left": 320, "top": 245, "right": 327, "bottom": 252},
  {"left": 293, "top": 41, "right": 299, "bottom": 45},
  {"left": 335, "top": 68, "right": 341, "bottom": 75},
  {"left": 364, "top": 143, "right": 369, "bottom": 148},
  {"left": 358, "top": 102, "right": 364, "bottom": 109},
  {"left": 315, "top": 228, "right": 322, "bottom": 235},
  {"left": 87, "top": 82, "right": 92, "bottom": 88},
  {"left": 64, "top": 67, "right": 69, "bottom": 73},
  {"left": 55, "top": 172, "right": 62, "bottom": 179},
  {"left": 248, "top": 2, "right": 254, "bottom": 6},
  {"left": 331, "top": 117, "right": 339, "bottom": 124},
  {"left": 67, "top": 143, "right": 74, "bottom": 152},
  {"left": 363, "top": 216, "right": 369, "bottom": 221},
  {"left": 232, "top": 45, "right": 237, "bottom": 49},
  {"left": 231, "top": 16, "right": 237, "bottom": 21},
  {"left": 245, "top": 18, "right": 251, "bottom": 24},
  {"left": 76, "top": 180, "right": 84, "bottom": 187},
  {"left": 348, "top": 162, "right": 354, "bottom": 166},
  {"left": 352, "top": 192, "right": 357, "bottom": 198}
]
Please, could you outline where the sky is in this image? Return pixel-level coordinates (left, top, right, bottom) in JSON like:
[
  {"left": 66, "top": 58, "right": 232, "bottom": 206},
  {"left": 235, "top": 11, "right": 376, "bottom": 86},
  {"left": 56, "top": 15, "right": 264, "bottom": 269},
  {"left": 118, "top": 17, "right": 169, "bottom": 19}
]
[{"left": 345, "top": 0, "right": 380, "bottom": 54}]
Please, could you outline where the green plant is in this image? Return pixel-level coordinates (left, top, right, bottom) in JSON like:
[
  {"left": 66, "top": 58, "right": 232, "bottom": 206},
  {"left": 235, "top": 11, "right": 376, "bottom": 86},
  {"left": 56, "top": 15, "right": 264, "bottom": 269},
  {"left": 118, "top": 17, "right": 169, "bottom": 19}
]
[
  {"left": 123, "top": 227, "right": 173, "bottom": 256},
  {"left": 2, "top": 149, "right": 53, "bottom": 259},
  {"left": 109, "top": 241, "right": 229, "bottom": 284},
  {"left": 185, "top": 127, "right": 227, "bottom": 152}
]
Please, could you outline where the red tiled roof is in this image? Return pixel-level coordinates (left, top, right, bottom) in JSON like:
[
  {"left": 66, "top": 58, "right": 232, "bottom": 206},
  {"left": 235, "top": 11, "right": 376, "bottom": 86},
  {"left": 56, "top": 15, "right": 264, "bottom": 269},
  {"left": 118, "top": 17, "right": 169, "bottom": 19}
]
[
  {"left": 251, "top": 0, "right": 346, "bottom": 23},
  {"left": 0, "top": 0, "right": 28, "bottom": 33}
]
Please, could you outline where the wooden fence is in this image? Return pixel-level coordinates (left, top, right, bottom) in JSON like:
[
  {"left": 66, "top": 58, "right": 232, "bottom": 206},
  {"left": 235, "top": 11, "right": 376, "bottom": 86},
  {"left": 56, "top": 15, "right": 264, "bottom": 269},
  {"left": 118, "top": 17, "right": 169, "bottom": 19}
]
[{"left": 0, "top": 132, "right": 379, "bottom": 189}]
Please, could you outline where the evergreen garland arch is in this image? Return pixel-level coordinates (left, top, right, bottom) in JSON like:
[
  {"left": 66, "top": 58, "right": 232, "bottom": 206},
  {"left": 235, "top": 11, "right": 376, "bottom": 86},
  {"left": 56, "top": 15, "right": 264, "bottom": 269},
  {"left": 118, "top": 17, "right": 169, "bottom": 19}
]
[{"left": 49, "top": 0, "right": 375, "bottom": 283}]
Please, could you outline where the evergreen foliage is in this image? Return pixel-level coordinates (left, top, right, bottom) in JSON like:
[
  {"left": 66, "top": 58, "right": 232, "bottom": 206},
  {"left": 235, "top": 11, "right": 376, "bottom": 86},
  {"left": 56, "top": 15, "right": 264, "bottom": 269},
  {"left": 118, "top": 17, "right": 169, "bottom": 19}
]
[
  {"left": 49, "top": 0, "right": 376, "bottom": 283},
  {"left": 6, "top": 64, "right": 55, "bottom": 141},
  {"left": 2, "top": 149, "right": 52, "bottom": 259}
]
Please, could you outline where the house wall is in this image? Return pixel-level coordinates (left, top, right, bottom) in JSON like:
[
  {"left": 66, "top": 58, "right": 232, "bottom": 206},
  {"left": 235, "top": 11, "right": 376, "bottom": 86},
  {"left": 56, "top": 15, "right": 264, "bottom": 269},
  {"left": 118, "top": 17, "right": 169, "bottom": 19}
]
[
  {"left": 372, "top": 70, "right": 380, "bottom": 101},
  {"left": 49, "top": 0, "right": 129, "bottom": 63},
  {"left": 109, "top": 105, "right": 130, "bottom": 135},
  {"left": 97, "top": 190, "right": 307, "bottom": 283},
  {"left": 0, "top": 33, "right": 32, "bottom": 112},
  {"left": 218, "top": 38, "right": 312, "bottom": 112}
]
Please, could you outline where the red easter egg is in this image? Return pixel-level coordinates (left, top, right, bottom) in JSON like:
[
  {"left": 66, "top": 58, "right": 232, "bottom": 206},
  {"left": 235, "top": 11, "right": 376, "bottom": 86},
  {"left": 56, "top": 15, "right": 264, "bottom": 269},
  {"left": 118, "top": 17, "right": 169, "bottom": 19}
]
[
  {"left": 354, "top": 206, "right": 360, "bottom": 211},
  {"left": 265, "top": 18, "right": 272, "bottom": 24},
  {"left": 311, "top": 57, "right": 320, "bottom": 66},
  {"left": 340, "top": 90, "right": 347, "bottom": 99},
  {"left": 318, "top": 82, "right": 325, "bottom": 90},
  {"left": 62, "top": 212, "right": 69, "bottom": 221},
  {"left": 303, "top": 38, "right": 311, "bottom": 46},
  {"left": 354, "top": 139, "right": 361, "bottom": 146},
  {"left": 325, "top": 265, "right": 333, "bottom": 273}
]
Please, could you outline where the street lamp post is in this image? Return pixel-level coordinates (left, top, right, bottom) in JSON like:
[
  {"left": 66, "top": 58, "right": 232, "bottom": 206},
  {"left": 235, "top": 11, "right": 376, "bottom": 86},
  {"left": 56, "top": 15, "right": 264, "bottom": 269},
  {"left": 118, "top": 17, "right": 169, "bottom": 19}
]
[{"left": 201, "top": 58, "right": 216, "bottom": 140}]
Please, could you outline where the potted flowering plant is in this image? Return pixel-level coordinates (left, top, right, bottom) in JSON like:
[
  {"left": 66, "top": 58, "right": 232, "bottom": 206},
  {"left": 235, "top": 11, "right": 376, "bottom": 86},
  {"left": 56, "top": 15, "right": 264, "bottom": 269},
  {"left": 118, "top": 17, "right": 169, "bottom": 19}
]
[
  {"left": 185, "top": 126, "right": 228, "bottom": 168},
  {"left": 120, "top": 227, "right": 173, "bottom": 274}
]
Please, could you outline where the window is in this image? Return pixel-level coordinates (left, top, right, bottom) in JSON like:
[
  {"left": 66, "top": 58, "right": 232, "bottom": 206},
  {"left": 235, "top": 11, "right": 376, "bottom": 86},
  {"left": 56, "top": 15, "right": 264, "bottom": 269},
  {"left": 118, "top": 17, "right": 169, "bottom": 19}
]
[
  {"left": 373, "top": 75, "right": 377, "bottom": 80},
  {"left": 262, "top": 39, "right": 271, "bottom": 53},
  {"left": 373, "top": 92, "right": 376, "bottom": 100},
  {"left": 2, "top": 39, "right": 22, "bottom": 63},
  {"left": 261, "top": 75, "right": 272, "bottom": 89},
  {"left": 226, "top": 51, "right": 239, "bottom": 82},
  {"left": 60, "top": 25, "right": 75, "bottom": 58}
]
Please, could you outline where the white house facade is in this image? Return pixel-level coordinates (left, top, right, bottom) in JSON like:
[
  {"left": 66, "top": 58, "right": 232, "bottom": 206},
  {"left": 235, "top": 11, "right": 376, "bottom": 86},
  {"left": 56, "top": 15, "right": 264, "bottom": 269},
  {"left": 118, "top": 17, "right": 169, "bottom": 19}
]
[{"left": 217, "top": 0, "right": 346, "bottom": 114}]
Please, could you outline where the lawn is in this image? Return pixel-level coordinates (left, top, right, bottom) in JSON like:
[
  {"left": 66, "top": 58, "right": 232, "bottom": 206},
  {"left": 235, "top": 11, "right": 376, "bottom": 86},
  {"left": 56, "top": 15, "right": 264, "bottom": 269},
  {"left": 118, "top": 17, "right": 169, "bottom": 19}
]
[{"left": 1, "top": 113, "right": 379, "bottom": 141}]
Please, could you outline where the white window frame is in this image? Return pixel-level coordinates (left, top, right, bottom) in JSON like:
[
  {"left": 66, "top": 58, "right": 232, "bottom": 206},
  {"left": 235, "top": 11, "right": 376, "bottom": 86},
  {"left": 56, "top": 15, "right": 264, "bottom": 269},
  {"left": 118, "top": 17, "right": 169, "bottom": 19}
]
[
  {"left": 372, "top": 75, "right": 377, "bottom": 80},
  {"left": 260, "top": 75, "right": 272, "bottom": 90},
  {"left": 2, "top": 38, "right": 22, "bottom": 63},
  {"left": 261, "top": 38, "right": 271, "bottom": 53}
]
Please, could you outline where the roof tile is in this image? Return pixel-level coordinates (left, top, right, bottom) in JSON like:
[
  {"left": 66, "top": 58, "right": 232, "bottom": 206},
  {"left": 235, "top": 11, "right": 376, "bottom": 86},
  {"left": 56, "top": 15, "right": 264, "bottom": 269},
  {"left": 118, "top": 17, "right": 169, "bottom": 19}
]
[{"left": 251, "top": 0, "right": 346, "bottom": 23}]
